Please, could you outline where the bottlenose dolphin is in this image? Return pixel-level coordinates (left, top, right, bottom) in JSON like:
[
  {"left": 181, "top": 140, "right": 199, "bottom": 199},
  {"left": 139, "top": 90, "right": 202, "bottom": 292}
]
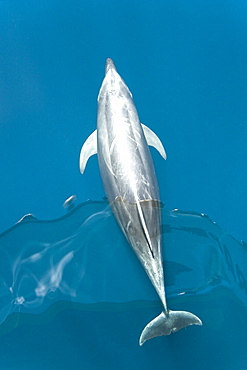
[{"left": 79, "top": 58, "right": 202, "bottom": 345}]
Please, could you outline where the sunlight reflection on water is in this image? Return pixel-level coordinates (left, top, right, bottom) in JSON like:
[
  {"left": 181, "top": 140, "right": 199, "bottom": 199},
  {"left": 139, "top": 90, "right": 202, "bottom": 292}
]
[{"left": 0, "top": 200, "right": 246, "bottom": 332}]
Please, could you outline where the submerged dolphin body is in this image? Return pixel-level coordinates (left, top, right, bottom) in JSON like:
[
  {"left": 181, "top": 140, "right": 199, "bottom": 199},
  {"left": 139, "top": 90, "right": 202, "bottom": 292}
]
[{"left": 79, "top": 58, "right": 202, "bottom": 345}]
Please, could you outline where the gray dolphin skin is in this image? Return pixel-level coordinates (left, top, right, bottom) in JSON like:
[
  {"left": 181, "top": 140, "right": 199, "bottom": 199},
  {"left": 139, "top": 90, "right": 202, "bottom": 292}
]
[{"left": 79, "top": 58, "right": 202, "bottom": 345}]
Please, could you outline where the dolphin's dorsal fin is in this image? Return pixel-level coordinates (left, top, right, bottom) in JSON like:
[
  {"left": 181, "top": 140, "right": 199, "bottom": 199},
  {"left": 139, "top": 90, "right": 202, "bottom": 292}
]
[
  {"left": 79, "top": 130, "right": 97, "bottom": 173},
  {"left": 142, "top": 124, "right": 167, "bottom": 160}
]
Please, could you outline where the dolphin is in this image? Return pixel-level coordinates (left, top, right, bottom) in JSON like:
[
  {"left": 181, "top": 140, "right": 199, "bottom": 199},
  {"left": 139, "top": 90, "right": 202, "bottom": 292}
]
[{"left": 79, "top": 58, "right": 202, "bottom": 345}]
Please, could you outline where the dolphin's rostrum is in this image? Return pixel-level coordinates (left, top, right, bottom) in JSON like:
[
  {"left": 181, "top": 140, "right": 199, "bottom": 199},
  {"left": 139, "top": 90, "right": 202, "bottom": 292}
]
[{"left": 79, "top": 58, "right": 202, "bottom": 345}]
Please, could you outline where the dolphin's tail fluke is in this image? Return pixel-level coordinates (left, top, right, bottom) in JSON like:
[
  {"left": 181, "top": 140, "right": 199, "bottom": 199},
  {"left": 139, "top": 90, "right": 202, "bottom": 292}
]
[{"left": 139, "top": 310, "right": 202, "bottom": 346}]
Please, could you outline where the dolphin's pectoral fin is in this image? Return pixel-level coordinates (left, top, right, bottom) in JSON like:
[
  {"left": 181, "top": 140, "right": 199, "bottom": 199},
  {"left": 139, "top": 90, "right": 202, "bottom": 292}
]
[
  {"left": 79, "top": 130, "right": 97, "bottom": 174},
  {"left": 139, "top": 310, "right": 202, "bottom": 346},
  {"left": 141, "top": 124, "right": 167, "bottom": 160}
]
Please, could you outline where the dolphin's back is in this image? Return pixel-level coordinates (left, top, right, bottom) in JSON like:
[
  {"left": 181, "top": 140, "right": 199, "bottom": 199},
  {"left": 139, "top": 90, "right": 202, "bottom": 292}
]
[
  {"left": 80, "top": 59, "right": 202, "bottom": 345},
  {"left": 97, "top": 83, "right": 159, "bottom": 204}
]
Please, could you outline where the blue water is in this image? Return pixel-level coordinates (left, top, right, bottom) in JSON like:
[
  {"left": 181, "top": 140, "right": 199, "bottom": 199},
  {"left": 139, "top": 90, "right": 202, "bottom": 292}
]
[
  {"left": 0, "top": 0, "right": 247, "bottom": 369},
  {"left": 0, "top": 201, "right": 247, "bottom": 369}
]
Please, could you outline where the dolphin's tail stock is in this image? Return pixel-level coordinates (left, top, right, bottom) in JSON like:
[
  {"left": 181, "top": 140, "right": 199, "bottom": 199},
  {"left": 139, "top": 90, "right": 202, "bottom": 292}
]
[{"left": 139, "top": 310, "right": 202, "bottom": 346}]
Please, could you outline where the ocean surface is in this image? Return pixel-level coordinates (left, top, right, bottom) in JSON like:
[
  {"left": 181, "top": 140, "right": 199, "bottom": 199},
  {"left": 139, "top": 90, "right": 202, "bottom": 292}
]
[{"left": 0, "top": 1, "right": 247, "bottom": 369}]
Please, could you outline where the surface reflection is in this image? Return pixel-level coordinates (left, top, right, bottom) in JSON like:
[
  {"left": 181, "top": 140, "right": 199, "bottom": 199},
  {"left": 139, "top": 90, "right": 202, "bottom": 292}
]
[{"left": 0, "top": 200, "right": 246, "bottom": 334}]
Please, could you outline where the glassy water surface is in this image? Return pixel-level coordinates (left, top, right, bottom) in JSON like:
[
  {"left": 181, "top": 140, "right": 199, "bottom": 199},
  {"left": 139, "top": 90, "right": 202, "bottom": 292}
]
[
  {"left": 0, "top": 0, "right": 247, "bottom": 369},
  {"left": 0, "top": 201, "right": 246, "bottom": 369}
]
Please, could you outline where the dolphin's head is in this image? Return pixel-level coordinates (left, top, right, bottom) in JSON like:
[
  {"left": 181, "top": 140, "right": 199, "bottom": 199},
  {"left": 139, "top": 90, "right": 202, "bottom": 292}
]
[
  {"left": 105, "top": 58, "right": 116, "bottom": 74},
  {"left": 97, "top": 58, "right": 132, "bottom": 102}
]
